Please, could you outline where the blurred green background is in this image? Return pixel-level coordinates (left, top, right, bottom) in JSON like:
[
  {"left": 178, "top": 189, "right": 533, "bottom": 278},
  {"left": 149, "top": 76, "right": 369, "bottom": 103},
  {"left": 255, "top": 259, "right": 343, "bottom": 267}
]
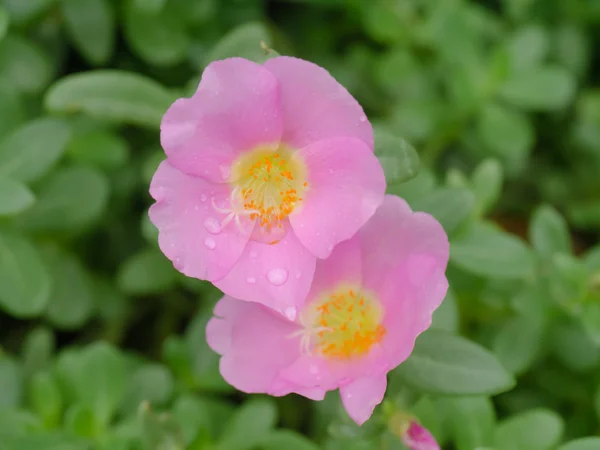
[{"left": 1, "top": 0, "right": 600, "bottom": 449}]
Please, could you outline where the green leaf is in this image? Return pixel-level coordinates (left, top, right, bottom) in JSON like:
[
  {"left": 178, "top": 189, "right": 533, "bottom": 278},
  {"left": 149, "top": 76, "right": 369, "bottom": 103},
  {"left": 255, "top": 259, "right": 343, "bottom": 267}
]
[
  {"left": 64, "top": 404, "right": 97, "bottom": 438},
  {"left": 0, "top": 432, "right": 89, "bottom": 450},
  {"left": 0, "top": 81, "right": 26, "bottom": 141},
  {"left": 124, "top": 0, "right": 190, "bottom": 66},
  {"left": 0, "top": 6, "right": 9, "bottom": 42},
  {"left": 492, "top": 314, "right": 545, "bottom": 375},
  {"left": 19, "top": 165, "right": 109, "bottom": 233},
  {"left": 139, "top": 403, "right": 186, "bottom": 450},
  {"left": 74, "top": 342, "right": 127, "bottom": 427},
  {"left": 41, "top": 245, "right": 95, "bottom": 329},
  {"left": 451, "top": 222, "right": 536, "bottom": 279},
  {"left": 0, "top": 357, "right": 22, "bottom": 410},
  {"left": 67, "top": 130, "right": 129, "bottom": 169},
  {"left": 494, "top": 409, "right": 564, "bottom": 450},
  {"left": 28, "top": 372, "right": 63, "bottom": 428},
  {"left": 547, "top": 253, "right": 589, "bottom": 308},
  {"left": 21, "top": 327, "right": 54, "bottom": 378},
  {"left": 558, "top": 438, "right": 600, "bottom": 450},
  {"left": 0, "top": 230, "right": 51, "bottom": 317},
  {"left": 207, "top": 22, "right": 271, "bottom": 64},
  {"left": 0, "top": 178, "right": 34, "bottom": 216},
  {"left": 117, "top": 248, "right": 178, "bottom": 295},
  {"left": 133, "top": 0, "right": 167, "bottom": 13},
  {"left": 60, "top": 0, "right": 115, "bottom": 65},
  {"left": 500, "top": 66, "right": 576, "bottom": 111},
  {"left": 553, "top": 321, "right": 599, "bottom": 372},
  {"left": 0, "top": 35, "right": 53, "bottom": 94},
  {"left": 141, "top": 212, "right": 159, "bottom": 247},
  {"left": 507, "top": 25, "right": 549, "bottom": 71},
  {"left": 0, "top": 409, "right": 41, "bottom": 435},
  {"left": 373, "top": 127, "right": 420, "bottom": 185},
  {"left": 0, "top": 118, "right": 72, "bottom": 183},
  {"left": 44, "top": 70, "right": 176, "bottom": 129},
  {"left": 471, "top": 159, "right": 503, "bottom": 214},
  {"left": 477, "top": 103, "right": 533, "bottom": 172},
  {"left": 412, "top": 187, "right": 475, "bottom": 236},
  {"left": 554, "top": 24, "right": 590, "bottom": 76},
  {"left": 172, "top": 395, "right": 234, "bottom": 445},
  {"left": 216, "top": 398, "right": 277, "bottom": 450},
  {"left": 529, "top": 205, "right": 571, "bottom": 256},
  {"left": 0, "top": 0, "right": 54, "bottom": 25},
  {"left": 121, "top": 364, "right": 174, "bottom": 414},
  {"left": 260, "top": 430, "right": 320, "bottom": 450},
  {"left": 438, "top": 396, "right": 496, "bottom": 450},
  {"left": 395, "top": 330, "right": 515, "bottom": 395},
  {"left": 431, "top": 288, "right": 459, "bottom": 333}
]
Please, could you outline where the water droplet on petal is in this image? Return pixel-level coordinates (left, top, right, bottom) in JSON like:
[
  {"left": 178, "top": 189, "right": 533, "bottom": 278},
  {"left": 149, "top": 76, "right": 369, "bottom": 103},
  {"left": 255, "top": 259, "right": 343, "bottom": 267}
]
[
  {"left": 359, "top": 115, "right": 367, "bottom": 122},
  {"left": 203, "top": 217, "right": 221, "bottom": 234},
  {"left": 173, "top": 257, "right": 183, "bottom": 271},
  {"left": 267, "top": 268, "right": 288, "bottom": 286},
  {"left": 246, "top": 276, "right": 256, "bottom": 284},
  {"left": 219, "top": 165, "right": 231, "bottom": 181},
  {"left": 200, "top": 194, "right": 207, "bottom": 202},
  {"left": 295, "top": 271, "right": 301, "bottom": 280},
  {"left": 204, "top": 237, "right": 216, "bottom": 250},
  {"left": 284, "top": 306, "right": 297, "bottom": 321}
]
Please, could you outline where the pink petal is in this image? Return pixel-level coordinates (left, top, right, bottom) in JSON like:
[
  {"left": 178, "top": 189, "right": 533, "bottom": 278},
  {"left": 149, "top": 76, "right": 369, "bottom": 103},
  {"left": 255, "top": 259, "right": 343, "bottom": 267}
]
[
  {"left": 149, "top": 161, "right": 252, "bottom": 282},
  {"left": 358, "top": 195, "right": 449, "bottom": 367},
  {"left": 161, "top": 58, "right": 282, "bottom": 183},
  {"left": 306, "top": 237, "right": 363, "bottom": 300},
  {"left": 213, "top": 231, "right": 317, "bottom": 318},
  {"left": 264, "top": 57, "right": 373, "bottom": 150},
  {"left": 290, "top": 137, "right": 385, "bottom": 259},
  {"left": 339, "top": 373, "right": 388, "bottom": 426},
  {"left": 211, "top": 296, "right": 302, "bottom": 394},
  {"left": 268, "top": 378, "right": 327, "bottom": 401},
  {"left": 402, "top": 421, "right": 440, "bottom": 450},
  {"left": 206, "top": 296, "right": 237, "bottom": 355}
]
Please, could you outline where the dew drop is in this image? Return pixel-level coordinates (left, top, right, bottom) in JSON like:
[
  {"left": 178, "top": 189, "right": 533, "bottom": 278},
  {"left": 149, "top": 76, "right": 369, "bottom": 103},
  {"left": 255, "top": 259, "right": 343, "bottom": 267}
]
[
  {"left": 173, "top": 257, "right": 184, "bottom": 271},
  {"left": 267, "top": 268, "right": 288, "bottom": 286},
  {"left": 219, "top": 165, "right": 231, "bottom": 181},
  {"left": 284, "top": 306, "right": 297, "bottom": 321},
  {"left": 359, "top": 115, "right": 367, "bottom": 122},
  {"left": 295, "top": 271, "right": 301, "bottom": 280},
  {"left": 200, "top": 194, "right": 208, "bottom": 202},
  {"left": 246, "top": 276, "right": 257, "bottom": 284},
  {"left": 203, "top": 217, "right": 221, "bottom": 234},
  {"left": 204, "top": 237, "right": 216, "bottom": 250}
]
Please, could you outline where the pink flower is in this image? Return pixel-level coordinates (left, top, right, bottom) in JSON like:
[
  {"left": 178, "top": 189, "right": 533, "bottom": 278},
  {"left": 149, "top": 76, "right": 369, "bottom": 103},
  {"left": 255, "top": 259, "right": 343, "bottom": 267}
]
[
  {"left": 401, "top": 420, "right": 440, "bottom": 450},
  {"left": 206, "top": 196, "right": 449, "bottom": 425},
  {"left": 150, "top": 57, "right": 385, "bottom": 318}
]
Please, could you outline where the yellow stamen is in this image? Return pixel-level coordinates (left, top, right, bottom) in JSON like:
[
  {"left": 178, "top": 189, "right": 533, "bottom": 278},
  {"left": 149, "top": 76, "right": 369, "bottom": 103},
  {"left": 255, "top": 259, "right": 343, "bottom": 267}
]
[{"left": 229, "top": 145, "right": 307, "bottom": 232}]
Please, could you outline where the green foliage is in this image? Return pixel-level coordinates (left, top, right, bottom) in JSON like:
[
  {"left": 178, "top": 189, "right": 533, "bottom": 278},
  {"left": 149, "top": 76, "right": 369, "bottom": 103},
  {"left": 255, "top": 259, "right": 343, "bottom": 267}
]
[{"left": 0, "top": 0, "right": 598, "bottom": 448}]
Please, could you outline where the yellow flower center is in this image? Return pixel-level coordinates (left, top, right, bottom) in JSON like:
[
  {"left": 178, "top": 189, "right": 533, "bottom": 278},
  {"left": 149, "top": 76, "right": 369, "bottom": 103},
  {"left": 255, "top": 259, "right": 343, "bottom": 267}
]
[
  {"left": 296, "top": 284, "right": 387, "bottom": 360},
  {"left": 230, "top": 145, "right": 307, "bottom": 232}
]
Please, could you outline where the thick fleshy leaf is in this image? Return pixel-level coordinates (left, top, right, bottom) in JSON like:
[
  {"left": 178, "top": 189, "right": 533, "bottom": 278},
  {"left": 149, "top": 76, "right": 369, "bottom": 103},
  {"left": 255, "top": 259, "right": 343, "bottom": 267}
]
[
  {"left": 45, "top": 70, "right": 177, "bottom": 129},
  {"left": 60, "top": 0, "right": 115, "bottom": 65},
  {"left": 0, "top": 230, "right": 51, "bottom": 317},
  {"left": 0, "top": 178, "right": 35, "bottom": 217},
  {"left": 395, "top": 330, "right": 515, "bottom": 395},
  {"left": 0, "top": 118, "right": 72, "bottom": 183}
]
